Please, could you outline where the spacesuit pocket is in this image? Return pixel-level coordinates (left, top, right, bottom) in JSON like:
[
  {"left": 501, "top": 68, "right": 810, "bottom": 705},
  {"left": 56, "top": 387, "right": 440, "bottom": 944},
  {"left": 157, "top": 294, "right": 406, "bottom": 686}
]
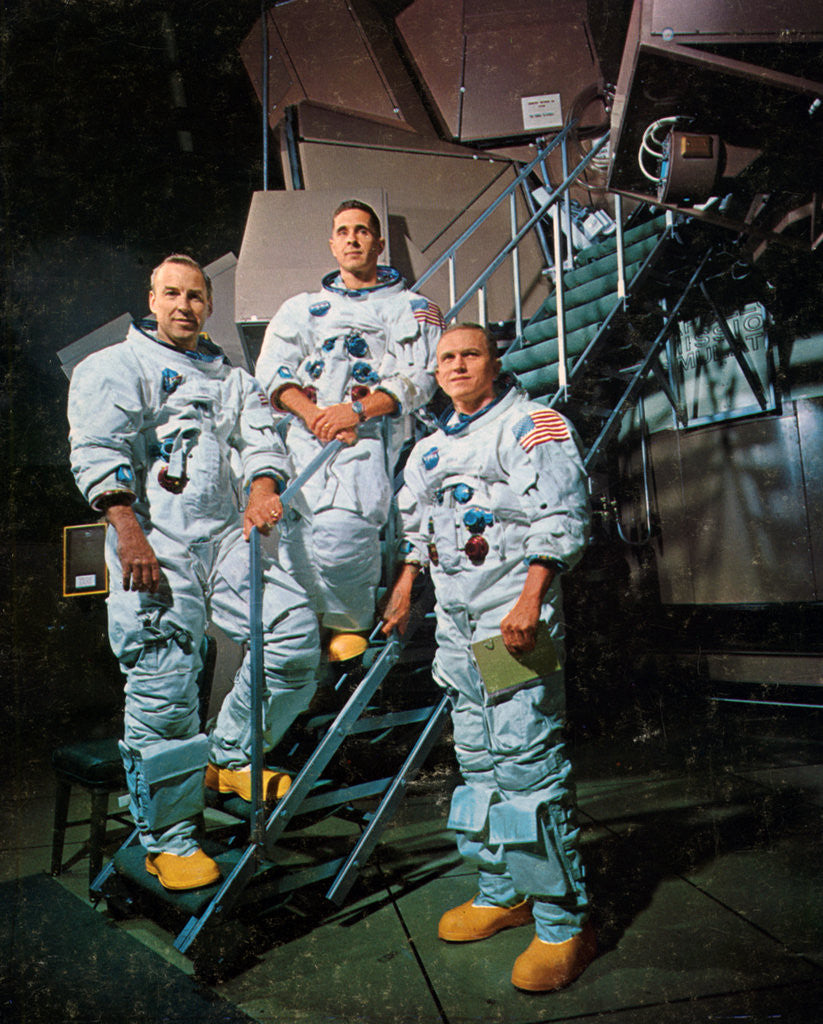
[
  {"left": 430, "top": 507, "right": 460, "bottom": 571},
  {"left": 120, "top": 734, "right": 208, "bottom": 831},
  {"left": 111, "top": 600, "right": 193, "bottom": 674},
  {"left": 185, "top": 433, "right": 230, "bottom": 515}
]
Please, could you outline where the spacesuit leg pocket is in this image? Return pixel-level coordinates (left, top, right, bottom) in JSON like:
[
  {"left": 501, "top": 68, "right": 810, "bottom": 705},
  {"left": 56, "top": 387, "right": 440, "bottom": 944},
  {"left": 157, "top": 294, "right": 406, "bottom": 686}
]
[{"left": 119, "top": 734, "right": 209, "bottom": 833}]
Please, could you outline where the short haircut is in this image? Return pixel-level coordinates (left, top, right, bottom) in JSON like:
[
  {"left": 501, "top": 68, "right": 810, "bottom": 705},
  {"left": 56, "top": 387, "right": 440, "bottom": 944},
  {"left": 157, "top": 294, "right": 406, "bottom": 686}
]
[
  {"left": 332, "top": 199, "right": 381, "bottom": 237},
  {"left": 439, "top": 322, "right": 499, "bottom": 361},
  {"left": 150, "top": 254, "right": 212, "bottom": 302}
]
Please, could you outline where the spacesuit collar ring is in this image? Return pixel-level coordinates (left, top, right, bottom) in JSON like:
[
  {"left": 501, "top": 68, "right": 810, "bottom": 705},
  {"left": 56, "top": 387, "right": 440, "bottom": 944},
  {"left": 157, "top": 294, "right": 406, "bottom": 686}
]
[
  {"left": 321, "top": 265, "right": 403, "bottom": 297},
  {"left": 438, "top": 374, "right": 520, "bottom": 436}
]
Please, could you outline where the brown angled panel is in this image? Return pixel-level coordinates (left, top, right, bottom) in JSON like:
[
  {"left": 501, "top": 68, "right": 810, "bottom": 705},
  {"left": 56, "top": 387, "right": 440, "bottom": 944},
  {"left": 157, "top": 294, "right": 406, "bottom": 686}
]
[
  {"left": 461, "top": 7, "right": 601, "bottom": 142},
  {"left": 650, "top": 0, "right": 823, "bottom": 39},
  {"left": 395, "top": 0, "right": 464, "bottom": 138},
  {"left": 399, "top": 0, "right": 602, "bottom": 143},
  {"left": 235, "top": 187, "right": 390, "bottom": 327},
  {"left": 240, "top": 0, "right": 432, "bottom": 133}
]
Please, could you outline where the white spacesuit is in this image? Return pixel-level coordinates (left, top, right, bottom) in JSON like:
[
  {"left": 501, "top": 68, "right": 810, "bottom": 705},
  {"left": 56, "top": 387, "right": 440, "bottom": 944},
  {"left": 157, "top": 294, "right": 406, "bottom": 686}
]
[
  {"left": 68, "top": 323, "right": 319, "bottom": 857},
  {"left": 256, "top": 266, "right": 442, "bottom": 633},
  {"left": 395, "top": 378, "right": 591, "bottom": 944}
]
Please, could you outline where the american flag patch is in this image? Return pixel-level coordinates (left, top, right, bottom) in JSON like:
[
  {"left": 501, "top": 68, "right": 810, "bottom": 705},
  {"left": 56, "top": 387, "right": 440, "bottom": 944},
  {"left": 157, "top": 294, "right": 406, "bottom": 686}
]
[
  {"left": 412, "top": 301, "right": 446, "bottom": 329},
  {"left": 512, "top": 410, "right": 570, "bottom": 451}
]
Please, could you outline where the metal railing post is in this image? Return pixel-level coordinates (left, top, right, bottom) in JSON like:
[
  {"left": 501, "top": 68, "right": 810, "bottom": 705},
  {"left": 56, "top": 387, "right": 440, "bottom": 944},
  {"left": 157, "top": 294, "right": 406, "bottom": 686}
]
[
  {"left": 249, "top": 528, "right": 266, "bottom": 845},
  {"left": 614, "top": 193, "right": 626, "bottom": 304},
  {"left": 510, "top": 192, "right": 522, "bottom": 337},
  {"left": 560, "top": 135, "right": 574, "bottom": 269},
  {"left": 552, "top": 205, "right": 568, "bottom": 396}
]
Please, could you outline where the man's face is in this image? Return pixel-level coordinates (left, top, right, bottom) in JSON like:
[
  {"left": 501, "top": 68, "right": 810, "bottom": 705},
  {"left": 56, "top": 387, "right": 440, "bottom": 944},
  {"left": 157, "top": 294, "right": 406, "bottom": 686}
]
[
  {"left": 435, "top": 328, "right": 500, "bottom": 413},
  {"left": 329, "top": 208, "right": 385, "bottom": 283},
  {"left": 148, "top": 262, "right": 211, "bottom": 350}
]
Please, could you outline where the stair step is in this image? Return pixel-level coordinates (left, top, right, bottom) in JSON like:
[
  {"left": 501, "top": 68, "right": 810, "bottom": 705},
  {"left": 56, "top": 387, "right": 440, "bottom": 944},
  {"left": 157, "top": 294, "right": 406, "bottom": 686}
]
[
  {"left": 112, "top": 840, "right": 256, "bottom": 916},
  {"left": 528, "top": 234, "right": 664, "bottom": 325},
  {"left": 575, "top": 214, "right": 669, "bottom": 267}
]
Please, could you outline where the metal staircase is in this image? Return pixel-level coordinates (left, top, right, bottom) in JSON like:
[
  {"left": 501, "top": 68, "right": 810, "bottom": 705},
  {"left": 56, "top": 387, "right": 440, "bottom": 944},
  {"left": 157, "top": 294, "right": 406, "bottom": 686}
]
[{"left": 90, "top": 446, "right": 449, "bottom": 976}]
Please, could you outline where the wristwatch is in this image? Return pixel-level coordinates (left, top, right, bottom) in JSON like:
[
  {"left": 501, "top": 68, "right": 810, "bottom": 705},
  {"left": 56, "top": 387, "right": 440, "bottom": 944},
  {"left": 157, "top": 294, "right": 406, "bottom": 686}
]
[{"left": 351, "top": 400, "right": 367, "bottom": 423}]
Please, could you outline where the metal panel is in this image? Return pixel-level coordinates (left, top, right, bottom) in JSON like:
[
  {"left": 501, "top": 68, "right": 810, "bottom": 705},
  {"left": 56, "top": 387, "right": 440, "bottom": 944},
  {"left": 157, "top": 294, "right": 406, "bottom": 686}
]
[
  {"left": 395, "top": 0, "right": 463, "bottom": 138},
  {"left": 608, "top": 0, "right": 823, "bottom": 207},
  {"left": 57, "top": 313, "right": 134, "bottom": 381},
  {"left": 704, "top": 652, "right": 823, "bottom": 687},
  {"left": 397, "top": 0, "right": 603, "bottom": 144},
  {"left": 239, "top": 0, "right": 433, "bottom": 135},
  {"left": 461, "top": 6, "right": 601, "bottom": 143},
  {"left": 646, "top": 428, "right": 696, "bottom": 604},
  {"left": 651, "top": 0, "right": 823, "bottom": 39},
  {"left": 203, "top": 254, "right": 248, "bottom": 371},
  {"left": 796, "top": 396, "right": 823, "bottom": 598},
  {"left": 296, "top": 140, "right": 548, "bottom": 322},
  {"left": 283, "top": 104, "right": 548, "bottom": 322},
  {"left": 234, "top": 188, "right": 389, "bottom": 327},
  {"left": 651, "top": 410, "right": 816, "bottom": 604}
]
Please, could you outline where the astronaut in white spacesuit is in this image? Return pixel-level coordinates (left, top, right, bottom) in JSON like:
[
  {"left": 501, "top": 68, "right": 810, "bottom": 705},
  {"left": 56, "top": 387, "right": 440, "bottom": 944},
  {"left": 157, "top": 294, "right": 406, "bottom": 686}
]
[
  {"left": 68, "top": 255, "right": 319, "bottom": 892},
  {"left": 255, "top": 200, "right": 443, "bottom": 663},
  {"left": 381, "top": 324, "right": 596, "bottom": 992}
]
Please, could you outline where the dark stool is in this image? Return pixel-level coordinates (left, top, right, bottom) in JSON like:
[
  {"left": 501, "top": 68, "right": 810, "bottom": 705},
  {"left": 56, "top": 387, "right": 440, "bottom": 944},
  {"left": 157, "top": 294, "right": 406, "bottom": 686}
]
[{"left": 51, "top": 736, "right": 129, "bottom": 887}]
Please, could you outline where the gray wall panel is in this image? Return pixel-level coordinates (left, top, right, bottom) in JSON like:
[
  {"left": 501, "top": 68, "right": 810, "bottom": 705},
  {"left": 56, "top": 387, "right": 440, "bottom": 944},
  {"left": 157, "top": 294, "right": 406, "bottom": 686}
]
[
  {"left": 235, "top": 188, "right": 389, "bottom": 326},
  {"left": 648, "top": 407, "right": 817, "bottom": 604},
  {"left": 796, "top": 396, "right": 823, "bottom": 598}
]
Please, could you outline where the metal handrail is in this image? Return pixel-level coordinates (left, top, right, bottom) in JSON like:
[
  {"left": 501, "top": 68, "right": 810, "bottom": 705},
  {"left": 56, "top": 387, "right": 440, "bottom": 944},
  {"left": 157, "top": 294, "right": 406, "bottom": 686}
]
[
  {"left": 440, "top": 134, "right": 611, "bottom": 324},
  {"left": 412, "top": 123, "right": 579, "bottom": 295}
]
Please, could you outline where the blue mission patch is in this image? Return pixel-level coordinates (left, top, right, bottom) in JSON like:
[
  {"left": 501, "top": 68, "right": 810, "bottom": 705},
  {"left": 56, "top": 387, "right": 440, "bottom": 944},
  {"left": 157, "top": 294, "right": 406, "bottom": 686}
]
[
  {"left": 161, "top": 368, "right": 183, "bottom": 393},
  {"left": 422, "top": 447, "right": 440, "bottom": 470},
  {"left": 309, "top": 301, "right": 331, "bottom": 317}
]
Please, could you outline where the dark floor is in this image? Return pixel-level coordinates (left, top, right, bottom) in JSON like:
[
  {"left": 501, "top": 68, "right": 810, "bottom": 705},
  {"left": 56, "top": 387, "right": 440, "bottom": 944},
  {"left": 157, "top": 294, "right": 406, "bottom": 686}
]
[{"left": 2, "top": 693, "right": 822, "bottom": 1024}]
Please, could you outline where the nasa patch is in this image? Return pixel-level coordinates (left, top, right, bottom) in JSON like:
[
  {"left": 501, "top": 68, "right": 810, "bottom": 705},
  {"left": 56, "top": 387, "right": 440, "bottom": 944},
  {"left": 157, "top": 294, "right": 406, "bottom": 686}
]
[
  {"left": 161, "top": 368, "right": 183, "bottom": 394},
  {"left": 422, "top": 447, "right": 440, "bottom": 470},
  {"left": 309, "top": 301, "right": 331, "bottom": 317}
]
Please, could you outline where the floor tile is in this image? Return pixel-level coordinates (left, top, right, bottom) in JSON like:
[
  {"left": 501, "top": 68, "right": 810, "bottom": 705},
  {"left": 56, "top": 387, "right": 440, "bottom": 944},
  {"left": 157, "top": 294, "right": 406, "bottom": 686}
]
[
  {"left": 394, "top": 873, "right": 821, "bottom": 1024},
  {"left": 218, "top": 888, "right": 443, "bottom": 1024}
]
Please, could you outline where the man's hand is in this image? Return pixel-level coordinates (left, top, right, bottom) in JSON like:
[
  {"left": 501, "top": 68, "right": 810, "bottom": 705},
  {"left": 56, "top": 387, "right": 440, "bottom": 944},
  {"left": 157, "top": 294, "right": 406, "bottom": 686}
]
[
  {"left": 500, "top": 561, "right": 555, "bottom": 654},
  {"left": 380, "top": 563, "right": 419, "bottom": 637},
  {"left": 244, "top": 476, "right": 284, "bottom": 540},
  {"left": 106, "top": 504, "right": 161, "bottom": 593},
  {"left": 278, "top": 386, "right": 357, "bottom": 446},
  {"left": 312, "top": 402, "right": 359, "bottom": 442},
  {"left": 500, "top": 595, "right": 542, "bottom": 654}
]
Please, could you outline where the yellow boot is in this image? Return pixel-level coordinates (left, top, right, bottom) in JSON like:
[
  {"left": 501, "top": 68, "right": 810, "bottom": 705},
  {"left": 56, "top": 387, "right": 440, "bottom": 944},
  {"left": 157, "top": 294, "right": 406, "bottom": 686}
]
[
  {"left": 327, "top": 632, "right": 368, "bottom": 663},
  {"left": 145, "top": 849, "right": 221, "bottom": 891},
  {"left": 205, "top": 763, "right": 291, "bottom": 803},
  {"left": 511, "top": 922, "right": 597, "bottom": 992},
  {"left": 438, "top": 897, "right": 533, "bottom": 942}
]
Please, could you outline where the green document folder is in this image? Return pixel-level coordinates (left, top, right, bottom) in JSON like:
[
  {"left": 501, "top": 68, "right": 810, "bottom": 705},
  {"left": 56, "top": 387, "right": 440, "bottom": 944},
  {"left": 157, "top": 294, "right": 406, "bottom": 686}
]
[{"left": 471, "top": 622, "right": 561, "bottom": 702}]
